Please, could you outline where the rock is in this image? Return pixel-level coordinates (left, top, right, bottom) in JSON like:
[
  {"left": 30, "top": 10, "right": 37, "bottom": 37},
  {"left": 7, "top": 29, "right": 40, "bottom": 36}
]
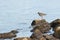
[
  {"left": 30, "top": 29, "right": 42, "bottom": 39},
  {"left": 43, "top": 34, "right": 60, "bottom": 40},
  {"left": 53, "top": 26, "right": 60, "bottom": 38},
  {"left": 50, "top": 19, "right": 60, "bottom": 28},
  {"left": 11, "top": 30, "right": 19, "bottom": 34},
  {"left": 30, "top": 19, "right": 51, "bottom": 40},
  {"left": 40, "top": 37, "right": 46, "bottom": 40},
  {"left": 31, "top": 33, "right": 60, "bottom": 40},
  {"left": 50, "top": 19, "right": 60, "bottom": 38},
  {"left": 14, "top": 19, "right": 60, "bottom": 40},
  {"left": 31, "top": 36, "right": 46, "bottom": 40},
  {"left": 31, "top": 19, "right": 51, "bottom": 33},
  {"left": 0, "top": 30, "right": 18, "bottom": 39},
  {"left": 0, "top": 33, "right": 16, "bottom": 39},
  {"left": 14, "top": 37, "right": 32, "bottom": 40},
  {"left": 31, "top": 19, "right": 47, "bottom": 26}
]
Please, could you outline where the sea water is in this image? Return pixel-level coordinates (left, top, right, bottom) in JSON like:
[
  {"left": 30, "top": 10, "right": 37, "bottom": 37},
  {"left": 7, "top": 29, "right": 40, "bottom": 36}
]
[{"left": 0, "top": 0, "right": 60, "bottom": 40}]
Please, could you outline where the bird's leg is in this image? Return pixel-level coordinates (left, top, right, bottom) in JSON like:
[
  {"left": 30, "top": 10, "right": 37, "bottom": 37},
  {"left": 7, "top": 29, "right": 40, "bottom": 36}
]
[{"left": 41, "top": 16, "right": 43, "bottom": 20}]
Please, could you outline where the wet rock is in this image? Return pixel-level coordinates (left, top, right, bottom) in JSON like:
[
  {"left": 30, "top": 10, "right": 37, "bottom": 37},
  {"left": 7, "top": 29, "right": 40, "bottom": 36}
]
[{"left": 14, "top": 37, "right": 32, "bottom": 40}]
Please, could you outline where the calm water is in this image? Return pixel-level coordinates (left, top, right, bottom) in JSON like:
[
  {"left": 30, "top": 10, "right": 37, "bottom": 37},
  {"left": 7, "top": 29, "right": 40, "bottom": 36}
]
[
  {"left": 0, "top": 0, "right": 60, "bottom": 40},
  {"left": 0, "top": 11, "right": 39, "bottom": 37}
]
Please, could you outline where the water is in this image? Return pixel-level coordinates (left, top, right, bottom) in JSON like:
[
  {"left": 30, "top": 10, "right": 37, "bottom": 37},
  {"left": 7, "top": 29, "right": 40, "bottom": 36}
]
[
  {"left": 0, "top": 13, "right": 33, "bottom": 37},
  {"left": 0, "top": 11, "right": 37, "bottom": 37},
  {"left": 0, "top": 0, "right": 60, "bottom": 40}
]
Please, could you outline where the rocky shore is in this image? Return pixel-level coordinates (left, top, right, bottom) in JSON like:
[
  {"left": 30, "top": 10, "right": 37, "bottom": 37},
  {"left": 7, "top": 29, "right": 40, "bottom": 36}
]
[{"left": 0, "top": 19, "right": 60, "bottom": 40}]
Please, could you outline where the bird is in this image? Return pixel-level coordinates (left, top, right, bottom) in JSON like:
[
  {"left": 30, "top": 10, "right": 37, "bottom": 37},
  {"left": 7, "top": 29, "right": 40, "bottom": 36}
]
[{"left": 38, "top": 12, "right": 46, "bottom": 20}]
